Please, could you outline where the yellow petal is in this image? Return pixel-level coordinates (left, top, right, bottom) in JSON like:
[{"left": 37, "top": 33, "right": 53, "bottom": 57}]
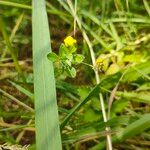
[{"left": 64, "top": 36, "right": 77, "bottom": 47}]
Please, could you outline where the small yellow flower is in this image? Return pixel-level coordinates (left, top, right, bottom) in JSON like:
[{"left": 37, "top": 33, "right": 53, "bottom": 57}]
[
  {"left": 64, "top": 36, "right": 77, "bottom": 47},
  {"left": 95, "top": 55, "right": 109, "bottom": 72}
]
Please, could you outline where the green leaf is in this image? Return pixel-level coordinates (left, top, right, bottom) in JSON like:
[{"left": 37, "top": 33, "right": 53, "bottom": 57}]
[
  {"left": 123, "top": 54, "right": 142, "bottom": 63},
  {"left": 66, "top": 53, "right": 73, "bottom": 61},
  {"left": 106, "top": 63, "right": 120, "bottom": 75},
  {"left": 47, "top": 52, "right": 59, "bottom": 62},
  {"left": 32, "top": 0, "right": 62, "bottom": 149},
  {"left": 73, "top": 54, "right": 85, "bottom": 64},
  {"left": 59, "top": 43, "right": 69, "bottom": 57},
  {"left": 84, "top": 108, "right": 100, "bottom": 122},
  {"left": 69, "top": 46, "right": 77, "bottom": 53},
  {"left": 64, "top": 59, "right": 71, "bottom": 67},
  {"left": 66, "top": 66, "right": 76, "bottom": 78}
]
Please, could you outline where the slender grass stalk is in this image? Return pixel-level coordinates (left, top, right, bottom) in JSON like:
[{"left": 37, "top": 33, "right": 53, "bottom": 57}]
[
  {"left": 0, "top": 17, "right": 25, "bottom": 81},
  {"left": 8, "top": 80, "right": 34, "bottom": 101},
  {"left": 2, "top": 13, "right": 24, "bottom": 58},
  {"left": 10, "top": 13, "right": 25, "bottom": 41},
  {"left": 32, "top": 0, "right": 62, "bottom": 150},
  {"left": 143, "top": 0, "right": 150, "bottom": 16},
  {"left": 109, "top": 22, "right": 123, "bottom": 50},
  {"left": 0, "top": 0, "right": 31, "bottom": 9},
  {"left": 16, "top": 119, "right": 33, "bottom": 143},
  {"left": 80, "top": 10, "right": 113, "bottom": 37},
  {"left": 105, "top": 17, "right": 150, "bottom": 24},
  {"left": 0, "top": 89, "right": 33, "bottom": 112},
  {"left": 74, "top": 0, "right": 77, "bottom": 36},
  {"left": 46, "top": 2, "right": 71, "bottom": 23},
  {"left": 82, "top": 23, "right": 110, "bottom": 49}
]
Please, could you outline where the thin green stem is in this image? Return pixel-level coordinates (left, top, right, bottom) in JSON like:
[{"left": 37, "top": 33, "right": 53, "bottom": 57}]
[
  {"left": 0, "top": 89, "right": 34, "bottom": 112},
  {"left": 0, "top": 0, "right": 31, "bottom": 9},
  {"left": 0, "top": 17, "right": 25, "bottom": 81}
]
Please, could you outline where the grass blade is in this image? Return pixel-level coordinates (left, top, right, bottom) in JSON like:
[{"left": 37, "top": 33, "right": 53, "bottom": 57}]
[
  {"left": 0, "top": 89, "right": 33, "bottom": 112},
  {"left": 118, "top": 113, "right": 150, "bottom": 140},
  {"left": 109, "top": 22, "right": 123, "bottom": 50},
  {"left": 32, "top": 0, "right": 62, "bottom": 149},
  {"left": 8, "top": 80, "right": 34, "bottom": 101},
  {"left": 60, "top": 83, "right": 100, "bottom": 129},
  {"left": 143, "top": 0, "right": 150, "bottom": 16},
  {"left": 0, "top": 0, "right": 31, "bottom": 9},
  {"left": 0, "top": 17, "right": 25, "bottom": 81}
]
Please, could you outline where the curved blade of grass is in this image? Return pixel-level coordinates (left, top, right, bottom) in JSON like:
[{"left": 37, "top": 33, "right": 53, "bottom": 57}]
[
  {"left": 82, "top": 23, "right": 109, "bottom": 49},
  {"left": 118, "top": 113, "right": 150, "bottom": 140},
  {"left": 0, "top": 17, "right": 25, "bottom": 81},
  {"left": 80, "top": 10, "right": 113, "bottom": 37},
  {"left": 32, "top": 0, "right": 61, "bottom": 150},
  {"left": 109, "top": 22, "right": 123, "bottom": 50},
  {"left": 2, "top": 13, "right": 25, "bottom": 58},
  {"left": 8, "top": 80, "right": 34, "bottom": 101},
  {"left": 0, "top": 0, "right": 31, "bottom": 9}
]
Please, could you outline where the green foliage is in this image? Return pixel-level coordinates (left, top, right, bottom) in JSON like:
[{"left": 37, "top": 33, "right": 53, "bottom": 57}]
[
  {"left": 0, "top": 0, "right": 150, "bottom": 149},
  {"left": 47, "top": 43, "right": 84, "bottom": 78}
]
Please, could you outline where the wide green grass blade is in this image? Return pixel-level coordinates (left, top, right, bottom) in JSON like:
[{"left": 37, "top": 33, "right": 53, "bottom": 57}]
[{"left": 32, "top": 0, "right": 62, "bottom": 150}]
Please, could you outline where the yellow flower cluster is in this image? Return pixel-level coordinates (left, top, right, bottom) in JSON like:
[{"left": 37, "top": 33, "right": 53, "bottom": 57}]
[{"left": 64, "top": 36, "right": 77, "bottom": 47}]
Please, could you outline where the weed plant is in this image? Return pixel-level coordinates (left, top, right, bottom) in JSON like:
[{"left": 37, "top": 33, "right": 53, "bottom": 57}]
[{"left": 0, "top": 0, "right": 150, "bottom": 150}]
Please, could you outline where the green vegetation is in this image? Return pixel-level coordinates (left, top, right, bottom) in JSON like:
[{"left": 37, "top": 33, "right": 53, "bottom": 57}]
[{"left": 0, "top": 0, "right": 150, "bottom": 150}]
